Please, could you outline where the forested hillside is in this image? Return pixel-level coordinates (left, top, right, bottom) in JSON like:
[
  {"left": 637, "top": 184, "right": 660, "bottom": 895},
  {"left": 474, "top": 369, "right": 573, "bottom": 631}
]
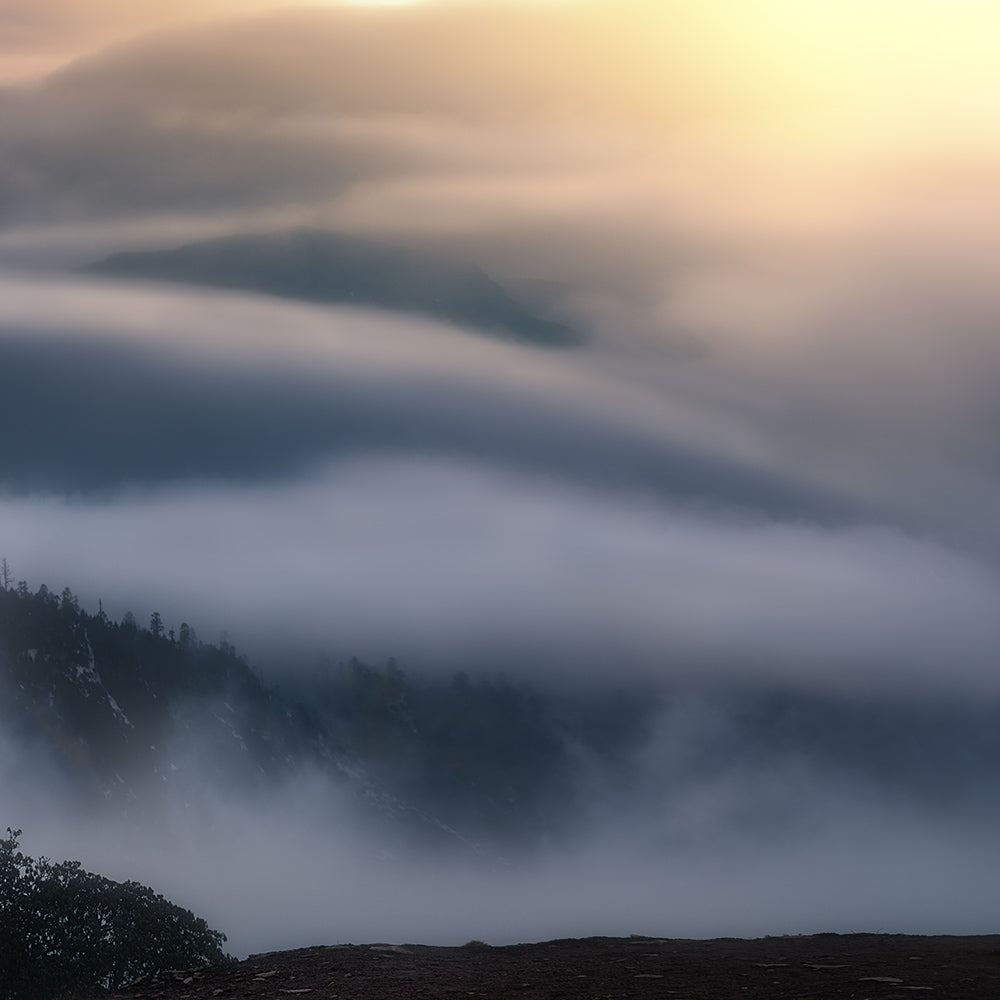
[
  {"left": 5, "top": 573, "right": 1000, "bottom": 861},
  {"left": 0, "top": 578, "right": 654, "bottom": 849}
]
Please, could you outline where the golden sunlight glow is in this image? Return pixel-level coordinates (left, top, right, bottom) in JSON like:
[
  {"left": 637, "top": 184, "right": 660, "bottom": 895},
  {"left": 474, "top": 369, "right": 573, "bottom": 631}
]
[
  {"left": 660, "top": 1, "right": 1000, "bottom": 115},
  {"left": 322, "top": 0, "right": 1000, "bottom": 151},
  {"left": 6, "top": 0, "right": 1000, "bottom": 156},
  {"left": 755, "top": 3, "right": 990, "bottom": 98},
  {"left": 584, "top": 0, "right": 1000, "bottom": 167}
]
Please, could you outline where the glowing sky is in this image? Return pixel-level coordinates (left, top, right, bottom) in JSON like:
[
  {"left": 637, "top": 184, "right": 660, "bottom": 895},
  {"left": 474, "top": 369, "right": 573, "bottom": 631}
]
[
  {"left": 7, "top": 0, "right": 1000, "bottom": 130},
  {"left": 5, "top": 1, "right": 998, "bottom": 100},
  {"left": 3, "top": 0, "right": 996, "bottom": 243}
]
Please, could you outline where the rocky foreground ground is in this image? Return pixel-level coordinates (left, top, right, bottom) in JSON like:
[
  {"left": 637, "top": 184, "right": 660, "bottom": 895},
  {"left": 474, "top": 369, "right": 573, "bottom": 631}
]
[{"left": 92, "top": 933, "right": 1000, "bottom": 1000}]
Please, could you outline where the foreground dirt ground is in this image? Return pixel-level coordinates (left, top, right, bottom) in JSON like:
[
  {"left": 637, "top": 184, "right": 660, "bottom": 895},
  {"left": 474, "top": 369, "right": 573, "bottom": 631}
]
[{"left": 98, "top": 933, "right": 1000, "bottom": 1000}]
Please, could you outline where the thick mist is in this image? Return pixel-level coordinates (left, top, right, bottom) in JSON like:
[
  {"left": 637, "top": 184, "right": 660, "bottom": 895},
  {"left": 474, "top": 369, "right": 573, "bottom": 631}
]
[
  {"left": 2, "top": 275, "right": 1000, "bottom": 696},
  {"left": 3, "top": 0, "right": 1000, "bottom": 956},
  {"left": 7, "top": 704, "right": 1000, "bottom": 959},
  {"left": 4, "top": 457, "right": 1000, "bottom": 696}
]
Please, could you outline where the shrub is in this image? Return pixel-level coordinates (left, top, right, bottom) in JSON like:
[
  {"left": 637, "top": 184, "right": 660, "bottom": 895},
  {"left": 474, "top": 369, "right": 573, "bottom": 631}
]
[{"left": 0, "top": 829, "right": 229, "bottom": 999}]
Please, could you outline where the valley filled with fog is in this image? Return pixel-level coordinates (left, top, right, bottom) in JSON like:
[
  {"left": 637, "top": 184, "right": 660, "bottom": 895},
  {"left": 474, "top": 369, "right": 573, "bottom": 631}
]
[{"left": 2, "top": 0, "right": 1000, "bottom": 957}]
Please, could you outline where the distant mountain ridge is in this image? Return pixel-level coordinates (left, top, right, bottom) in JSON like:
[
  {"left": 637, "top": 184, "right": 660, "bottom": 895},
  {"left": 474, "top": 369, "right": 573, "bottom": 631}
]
[{"left": 84, "top": 229, "right": 580, "bottom": 347}]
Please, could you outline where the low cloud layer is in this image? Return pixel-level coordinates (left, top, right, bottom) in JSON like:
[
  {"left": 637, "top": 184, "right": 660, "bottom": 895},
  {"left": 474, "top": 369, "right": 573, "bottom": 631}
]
[
  {"left": 0, "top": 276, "right": 866, "bottom": 525},
  {"left": 5, "top": 455, "right": 1000, "bottom": 697},
  {"left": 2, "top": 275, "right": 1000, "bottom": 698}
]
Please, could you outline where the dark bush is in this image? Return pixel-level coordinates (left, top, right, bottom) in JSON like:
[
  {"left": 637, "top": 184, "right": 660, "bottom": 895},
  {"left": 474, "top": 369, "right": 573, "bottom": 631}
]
[{"left": 0, "top": 829, "right": 229, "bottom": 999}]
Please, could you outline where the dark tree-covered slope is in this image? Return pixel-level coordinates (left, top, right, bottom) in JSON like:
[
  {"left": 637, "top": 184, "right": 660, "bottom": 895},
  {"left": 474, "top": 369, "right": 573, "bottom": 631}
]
[
  {"left": 0, "top": 581, "right": 651, "bottom": 849},
  {"left": 3, "top": 578, "right": 1000, "bottom": 855}
]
